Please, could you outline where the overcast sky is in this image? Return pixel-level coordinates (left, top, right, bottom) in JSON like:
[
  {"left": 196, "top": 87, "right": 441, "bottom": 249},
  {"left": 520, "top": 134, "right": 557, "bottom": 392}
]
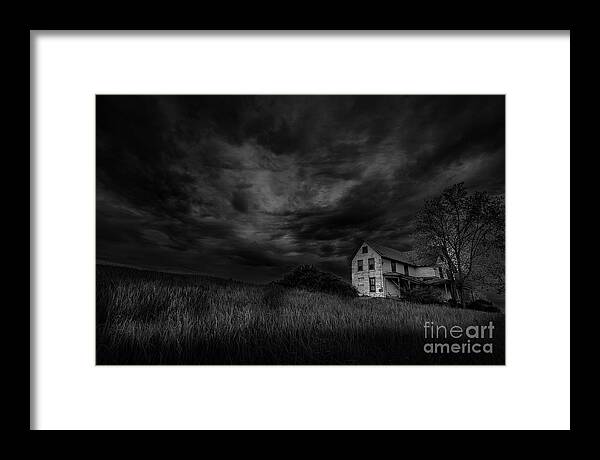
[{"left": 97, "top": 95, "right": 505, "bottom": 282}]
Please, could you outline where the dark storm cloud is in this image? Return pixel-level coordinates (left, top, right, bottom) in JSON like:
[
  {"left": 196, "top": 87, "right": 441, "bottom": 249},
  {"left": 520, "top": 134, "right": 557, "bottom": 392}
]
[
  {"left": 97, "top": 95, "right": 504, "bottom": 282},
  {"left": 221, "top": 244, "right": 284, "bottom": 268},
  {"left": 231, "top": 190, "right": 250, "bottom": 213},
  {"left": 97, "top": 97, "right": 197, "bottom": 222},
  {"left": 285, "top": 177, "right": 392, "bottom": 243}
]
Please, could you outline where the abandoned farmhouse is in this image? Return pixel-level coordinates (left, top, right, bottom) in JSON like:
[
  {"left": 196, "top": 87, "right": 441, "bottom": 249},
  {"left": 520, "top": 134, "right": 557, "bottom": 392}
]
[{"left": 350, "top": 241, "right": 466, "bottom": 300}]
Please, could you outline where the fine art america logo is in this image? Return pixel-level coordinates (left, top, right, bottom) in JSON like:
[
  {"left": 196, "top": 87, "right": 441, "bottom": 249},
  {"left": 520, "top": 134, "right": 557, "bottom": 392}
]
[{"left": 423, "top": 321, "right": 495, "bottom": 354}]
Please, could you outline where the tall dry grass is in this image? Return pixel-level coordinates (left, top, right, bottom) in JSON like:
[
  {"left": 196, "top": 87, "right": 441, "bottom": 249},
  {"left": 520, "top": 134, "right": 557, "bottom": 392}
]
[{"left": 96, "top": 265, "right": 504, "bottom": 365}]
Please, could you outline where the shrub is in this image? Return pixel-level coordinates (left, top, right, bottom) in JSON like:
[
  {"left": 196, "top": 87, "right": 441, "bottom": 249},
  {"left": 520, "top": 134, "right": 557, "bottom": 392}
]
[
  {"left": 403, "top": 286, "right": 442, "bottom": 304},
  {"left": 277, "top": 265, "right": 358, "bottom": 298},
  {"left": 465, "top": 299, "right": 500, "bottom": 313}
]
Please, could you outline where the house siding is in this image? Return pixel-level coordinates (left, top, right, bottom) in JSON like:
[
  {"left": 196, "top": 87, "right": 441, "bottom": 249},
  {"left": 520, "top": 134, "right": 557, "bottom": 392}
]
[
  {"left": 414, "top": 266, "right": 438, "bottom": 278},
  {"left": 351, "top": 244, "right": 385, "bottom": 297},
  {"left": 381, "top": 257, "right": 417, "bottom": 276}
]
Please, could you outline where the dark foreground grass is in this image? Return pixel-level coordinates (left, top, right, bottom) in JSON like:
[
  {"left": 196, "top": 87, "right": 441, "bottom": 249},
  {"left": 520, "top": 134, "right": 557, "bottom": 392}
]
[{"left": 96, "top": 265, "right": 505, "bottom": 365}]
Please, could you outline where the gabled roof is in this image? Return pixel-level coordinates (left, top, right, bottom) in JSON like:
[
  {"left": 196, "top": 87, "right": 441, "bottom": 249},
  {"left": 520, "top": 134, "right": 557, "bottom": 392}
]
[{"left": 365, "top": 241, "right": 438, "bottom": 267}]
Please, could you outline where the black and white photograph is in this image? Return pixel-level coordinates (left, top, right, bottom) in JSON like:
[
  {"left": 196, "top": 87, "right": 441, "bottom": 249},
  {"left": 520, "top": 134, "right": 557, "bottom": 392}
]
[
  {"left": 32, "top": 30, "right": 570, "bottom": 430},
  {"left": 96, "top": 95, "right": 505, "bottom": 365}
]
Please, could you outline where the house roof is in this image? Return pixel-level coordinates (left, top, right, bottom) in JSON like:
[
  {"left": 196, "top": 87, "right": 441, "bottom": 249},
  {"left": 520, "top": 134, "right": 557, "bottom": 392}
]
[{"left": 366, "top": 241, "right": 438, "bottom": 267}]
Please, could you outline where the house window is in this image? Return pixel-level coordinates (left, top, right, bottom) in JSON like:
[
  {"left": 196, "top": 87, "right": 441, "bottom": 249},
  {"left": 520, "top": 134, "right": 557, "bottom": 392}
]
[
  {"left": 391, "top": 261, "right": 397, "bottom": 272},
  {"left": 357, "top": 260, "right": 363, "bottom": 271},
  {"left": 438, "top": 267, "right": 444, "bottom": 278},
  {"left": 404, "top": 264, "right": 409, "bottom": 276},
  {"left": 368, "top": 258, "right": 375, "bottom": 270},
  {"left": 369, "top": 277, "right": 376, "bottom": 292},
  {"left": 362, "top": 246, "right": 368, "bottom": 254}
]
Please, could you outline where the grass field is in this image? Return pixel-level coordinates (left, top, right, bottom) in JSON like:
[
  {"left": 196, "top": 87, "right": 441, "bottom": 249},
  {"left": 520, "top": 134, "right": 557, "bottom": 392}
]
[{"left": 96, "top": 264, "right": 505, "bottom": 365}]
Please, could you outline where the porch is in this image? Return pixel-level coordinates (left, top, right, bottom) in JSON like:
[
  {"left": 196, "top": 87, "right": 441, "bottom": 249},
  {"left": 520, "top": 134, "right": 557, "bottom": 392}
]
[{"left": 383, "top": 272, "right": 453, "bottom": 300}]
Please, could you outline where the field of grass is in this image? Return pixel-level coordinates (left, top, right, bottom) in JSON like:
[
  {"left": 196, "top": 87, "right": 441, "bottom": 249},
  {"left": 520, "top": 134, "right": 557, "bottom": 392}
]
[{"left": 97, "top": 264, "right": 505, "bottom": 365}]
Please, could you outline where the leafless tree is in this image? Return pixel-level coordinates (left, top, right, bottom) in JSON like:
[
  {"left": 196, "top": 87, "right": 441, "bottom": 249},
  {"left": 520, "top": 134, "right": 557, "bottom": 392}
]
[{"left": 414, "top": 183, "right": 504, "bottom": 306}]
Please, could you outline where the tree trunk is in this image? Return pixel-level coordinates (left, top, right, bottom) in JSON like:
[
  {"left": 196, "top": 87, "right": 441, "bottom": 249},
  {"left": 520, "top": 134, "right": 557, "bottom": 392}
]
[
  {"left": 458, "top": 285, "right": 465, "bottom": 308},
  {"left": 448, "top": 277, "right": 459, "bottom": 307},
  {"left": 455, "top": 273, "right": 466, "bottom": 308}
]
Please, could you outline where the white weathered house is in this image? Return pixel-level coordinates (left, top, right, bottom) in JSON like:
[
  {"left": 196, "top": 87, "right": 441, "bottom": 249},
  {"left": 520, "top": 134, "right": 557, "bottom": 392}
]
[{"left": 350, "top": 241, "right": 454, "bottom": 299}]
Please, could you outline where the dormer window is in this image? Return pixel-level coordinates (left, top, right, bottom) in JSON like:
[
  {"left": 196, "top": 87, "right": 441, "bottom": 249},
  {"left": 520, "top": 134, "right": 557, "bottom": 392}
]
[
  {"left": 391, "top": 261, "right": 397, "bottom": 272},
  {"left": 362, "top": 246, "right": 368, "bottom": 254}
]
